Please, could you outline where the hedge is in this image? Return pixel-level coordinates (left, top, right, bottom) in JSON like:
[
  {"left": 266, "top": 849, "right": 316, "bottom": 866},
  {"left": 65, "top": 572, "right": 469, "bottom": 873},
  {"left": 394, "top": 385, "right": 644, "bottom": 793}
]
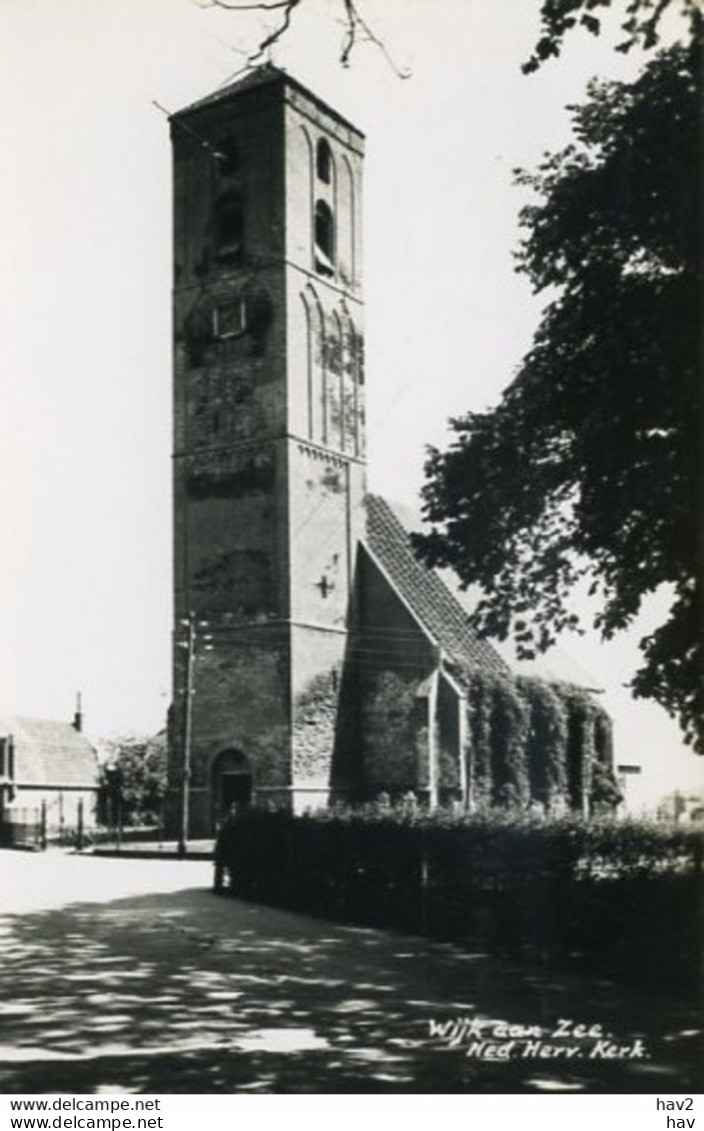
[{"left": 218, "top": 808, "right": 703, "bottom": 996}]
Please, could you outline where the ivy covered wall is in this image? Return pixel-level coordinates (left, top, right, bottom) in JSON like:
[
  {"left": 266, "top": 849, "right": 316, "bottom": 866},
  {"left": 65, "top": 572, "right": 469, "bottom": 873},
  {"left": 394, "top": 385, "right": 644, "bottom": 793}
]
[
  {"left": 465, "top": 670, "right": 620, "bottom": 814},
  {"left": 360, "top": 663, "right": 620, "bottom": 815},
  {"left": 361, "top": 671, "right": 427, "bottom": 796}
]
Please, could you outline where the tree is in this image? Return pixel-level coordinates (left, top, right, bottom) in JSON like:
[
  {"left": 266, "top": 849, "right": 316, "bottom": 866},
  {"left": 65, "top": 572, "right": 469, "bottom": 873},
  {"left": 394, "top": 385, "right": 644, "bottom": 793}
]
[
  {"left": 413, "top": 26, "right": 702, "bottom": 751},
  {"left": 99, "top": 732, "right": 168, "bottom": 826},
  {"left": 524, "top": 0, "right": 701, "bottom": 71}
]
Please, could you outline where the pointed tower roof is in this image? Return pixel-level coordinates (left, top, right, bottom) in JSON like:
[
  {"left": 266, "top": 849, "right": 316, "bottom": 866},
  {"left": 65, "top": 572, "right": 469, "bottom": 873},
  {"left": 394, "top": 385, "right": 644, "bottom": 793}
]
[
  {"left": 172, "top": 62, "right": 364, "bottom": 137},
  {"left": 172, "top": 62, "right": 285, "bottom": 117}
]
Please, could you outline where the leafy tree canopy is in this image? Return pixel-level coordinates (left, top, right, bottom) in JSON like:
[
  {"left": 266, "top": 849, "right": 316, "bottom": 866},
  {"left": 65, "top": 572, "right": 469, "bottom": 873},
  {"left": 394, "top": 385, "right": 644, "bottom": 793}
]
[
  {"left": 413, "top": 25, "right": 702, "bottom": 751},
  {"left": 99, "top": 732, "right": 167, "bottom": 825},
  {"left": 524, "top": 0, "right": 700, "bottom": 71}
]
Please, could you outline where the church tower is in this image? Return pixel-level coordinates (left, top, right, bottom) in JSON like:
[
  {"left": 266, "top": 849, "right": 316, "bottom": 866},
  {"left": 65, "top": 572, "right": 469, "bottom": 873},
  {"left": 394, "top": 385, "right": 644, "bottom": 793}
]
[{"left": 169, "top": 67, "right": 366, "bottom": 833}]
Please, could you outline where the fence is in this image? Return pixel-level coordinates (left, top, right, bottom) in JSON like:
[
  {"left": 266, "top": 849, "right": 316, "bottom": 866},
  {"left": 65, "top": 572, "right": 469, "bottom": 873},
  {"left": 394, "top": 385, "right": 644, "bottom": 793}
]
[{"left": 0, "top": 797, "right": 88, "bottom": 850}]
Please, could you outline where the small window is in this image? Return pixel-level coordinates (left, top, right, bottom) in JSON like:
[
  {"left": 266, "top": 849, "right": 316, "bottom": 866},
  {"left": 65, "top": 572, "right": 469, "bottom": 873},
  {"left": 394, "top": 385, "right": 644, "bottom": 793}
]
[
  {"left": 213, "top": 299, "right": 247, "bottom": 339},
  {"left": 315, "top": 199, "right": 335, "bottom": 276},
  {"left": 316, "top": 138, "right": 332, "bottom": 184},
  {"left": 214, "top": 191, "right": 244, "bottom": 260},
  {"left": 216, "top": 137, "right": 240, "bottom": 177}
]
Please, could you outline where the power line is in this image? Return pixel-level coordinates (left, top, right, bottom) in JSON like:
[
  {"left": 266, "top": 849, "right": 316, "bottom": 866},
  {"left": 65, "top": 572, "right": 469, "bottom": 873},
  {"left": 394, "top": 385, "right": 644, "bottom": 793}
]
[{"left": 152, "top": 99, "right": 226, "bottom": 162}]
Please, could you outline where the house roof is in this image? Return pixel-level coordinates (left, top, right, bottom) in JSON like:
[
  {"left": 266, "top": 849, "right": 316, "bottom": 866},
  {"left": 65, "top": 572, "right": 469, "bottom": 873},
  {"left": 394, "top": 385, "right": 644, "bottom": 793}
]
[
  {"left": 363, "top": 494, "right": 509, "bottom": 679},
  {"left": 0, "top": 717, "right": 98, "bottom": 788}
]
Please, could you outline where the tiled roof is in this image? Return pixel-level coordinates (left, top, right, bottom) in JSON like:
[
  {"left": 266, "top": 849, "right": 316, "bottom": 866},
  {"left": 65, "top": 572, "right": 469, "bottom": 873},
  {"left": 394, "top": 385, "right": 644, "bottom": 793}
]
[
  {"left": 363, "top": 495, "right": 510, "bottom": 678},
  {"left": 0, "top": 717, "right": 99, "bottom": 788}
]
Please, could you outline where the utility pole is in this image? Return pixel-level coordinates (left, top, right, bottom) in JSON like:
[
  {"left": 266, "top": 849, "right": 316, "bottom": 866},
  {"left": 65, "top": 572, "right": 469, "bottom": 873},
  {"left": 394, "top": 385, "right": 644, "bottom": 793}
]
[{"left": 178, "top": 613, "right": 195, "bottom": 858}]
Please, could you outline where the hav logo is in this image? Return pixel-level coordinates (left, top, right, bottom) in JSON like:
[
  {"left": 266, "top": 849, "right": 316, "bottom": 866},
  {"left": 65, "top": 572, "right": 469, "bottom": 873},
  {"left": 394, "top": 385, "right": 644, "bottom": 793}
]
[{"left": 427, "top": 1016, "right": 649, "bottom": 1062}]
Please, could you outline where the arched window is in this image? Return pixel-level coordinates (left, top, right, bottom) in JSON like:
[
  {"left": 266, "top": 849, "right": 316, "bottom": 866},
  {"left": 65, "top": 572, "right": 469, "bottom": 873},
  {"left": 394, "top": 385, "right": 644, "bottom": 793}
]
[
  {"left": 214, "top": 191, "right": 244, "bottom": 261},
  {"left": 216, "top": 136, "right": 240, "bottom": 177},
  {"left": 316, "top": 137, "right": 332, "bottom": 183},
  {"left": 314, "top": 199, "right": 335, "bottom": 276}
]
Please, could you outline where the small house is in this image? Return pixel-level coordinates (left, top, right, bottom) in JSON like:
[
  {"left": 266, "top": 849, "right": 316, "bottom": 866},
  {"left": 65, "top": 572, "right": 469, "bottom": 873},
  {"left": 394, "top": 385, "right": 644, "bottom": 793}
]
[{"left": 0, "top": 707, "right": 99, "bottom": 840}]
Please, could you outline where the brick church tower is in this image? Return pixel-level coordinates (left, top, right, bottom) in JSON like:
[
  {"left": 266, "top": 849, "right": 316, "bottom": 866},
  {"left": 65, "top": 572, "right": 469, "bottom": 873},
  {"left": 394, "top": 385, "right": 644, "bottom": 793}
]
[
  {"left": 169, "top": 67, "right": 366, "bottom": 833},
  {"left": 166, "top": 65, "right": 605, "bottom": 836}
]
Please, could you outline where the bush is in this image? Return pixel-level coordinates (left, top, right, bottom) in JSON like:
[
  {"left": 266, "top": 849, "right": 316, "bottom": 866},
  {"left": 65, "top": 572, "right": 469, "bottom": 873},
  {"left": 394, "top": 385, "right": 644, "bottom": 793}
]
[{"left": 98, "top": 732, "right": 167, "bottom": 826}]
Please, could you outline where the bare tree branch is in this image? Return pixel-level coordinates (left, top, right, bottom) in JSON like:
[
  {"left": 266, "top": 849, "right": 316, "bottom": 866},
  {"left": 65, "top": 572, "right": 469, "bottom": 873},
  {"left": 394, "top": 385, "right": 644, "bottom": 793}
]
[
  {"left": 339, "top": 0, "right": 410, "bottom": 77},
  {"left": 250, "top": 0, "right": 301, "bottom": 63},
  {"left": 199, "top": 0, "right": 411, "bottom": 77},
  {"left": 195, "top": 0, "right": 301, "bottom": 66},
  {"left": 196, "top": 0, "right": 296, "bottom": 10}
]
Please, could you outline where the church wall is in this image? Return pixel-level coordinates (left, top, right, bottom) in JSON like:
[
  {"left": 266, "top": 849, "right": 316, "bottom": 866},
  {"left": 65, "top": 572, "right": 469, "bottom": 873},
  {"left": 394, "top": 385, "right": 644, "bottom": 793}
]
[
  {"left": 172, "top": 89, "right": 286, "bottom": 288},
  {"left": 357, "top": 548, "right": 437, "bottom": 679},
  {"left": 171, "top": 625, "right": 292, "bottom": 835},
  {"left": 359, "top": 671, "right": 430, "bottom": 798},
  {"left": 437, "top": 673, "right": 463, "bottom": 804},
  {"left": 283, "top": 92, "right": 364, "bottom": 455},
  {"left": 286, "top": 277, "right": 365, "bottom": 455},
  {"left": 172, "top": 80, "right": 292, "bottom": 643},
  {"left": 283, "top": 92, "right": 364, "bottom": 292},
  {"left": 288, "top": 443, "right": 358, "bottom": 628},
  {"left": 289, "top": 626, "right": 346, "bottom": 806},
  {"left": 173, "top": 265, "right": 286, "bottom": 452},
  {"left": 356, "top": 549, "right": 438, "bottom": 798},
  {"left": 287, "top": 441, "right": 365, "bottom": 807},
  {"left": 176, "top": 442, "right": 286, "bottom": 620}
]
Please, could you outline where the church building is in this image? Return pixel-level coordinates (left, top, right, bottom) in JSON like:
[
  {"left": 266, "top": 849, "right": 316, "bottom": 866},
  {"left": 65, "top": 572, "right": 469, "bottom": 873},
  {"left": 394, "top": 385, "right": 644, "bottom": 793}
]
[{"left": 167, "top": 66, "right": 615, "bottom": 836}]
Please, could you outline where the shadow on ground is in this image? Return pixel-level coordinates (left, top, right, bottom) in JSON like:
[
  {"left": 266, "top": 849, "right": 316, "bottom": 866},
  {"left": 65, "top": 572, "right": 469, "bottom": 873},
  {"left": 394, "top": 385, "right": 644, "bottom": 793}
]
[{"left": 0, "top": 885, "right": 700, "bottom": 1093}]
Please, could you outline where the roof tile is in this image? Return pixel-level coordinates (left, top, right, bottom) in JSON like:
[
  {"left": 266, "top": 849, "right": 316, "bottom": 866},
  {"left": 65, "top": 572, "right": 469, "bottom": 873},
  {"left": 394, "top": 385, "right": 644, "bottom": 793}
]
[{"left": 364, "top": 495, "right": 509, "bottom": 678}]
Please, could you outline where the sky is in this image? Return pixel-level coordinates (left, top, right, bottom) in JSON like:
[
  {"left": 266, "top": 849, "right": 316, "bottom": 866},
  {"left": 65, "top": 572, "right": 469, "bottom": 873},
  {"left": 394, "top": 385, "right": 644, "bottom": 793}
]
[{"left": 0, "top": 0, "right": 700, "bottom": 805}]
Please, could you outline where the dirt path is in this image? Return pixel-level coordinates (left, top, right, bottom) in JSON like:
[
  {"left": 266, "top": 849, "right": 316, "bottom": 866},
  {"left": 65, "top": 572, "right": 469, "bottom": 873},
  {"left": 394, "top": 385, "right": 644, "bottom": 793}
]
[{"left": 0, "top": 850, "right": 699, "bottom": 1093}]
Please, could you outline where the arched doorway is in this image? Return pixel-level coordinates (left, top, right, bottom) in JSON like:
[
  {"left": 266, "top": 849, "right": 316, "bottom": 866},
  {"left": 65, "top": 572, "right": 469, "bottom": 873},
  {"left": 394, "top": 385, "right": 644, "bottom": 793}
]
[{"left": 211, "top": 748, "right": 252, "bottom": 826}]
